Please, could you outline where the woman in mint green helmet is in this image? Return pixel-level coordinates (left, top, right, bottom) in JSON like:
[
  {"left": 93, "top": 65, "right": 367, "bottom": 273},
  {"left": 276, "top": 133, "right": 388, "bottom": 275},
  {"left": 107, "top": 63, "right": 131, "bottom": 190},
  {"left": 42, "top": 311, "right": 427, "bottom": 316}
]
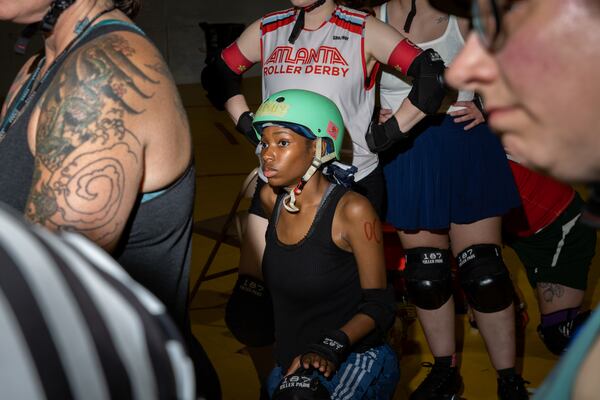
[
  {"left": 252, "top": 89, "right": 399, "bottom": 399},
  {"left": 253, "top": 89, "right": 345, "bottom": 213}
]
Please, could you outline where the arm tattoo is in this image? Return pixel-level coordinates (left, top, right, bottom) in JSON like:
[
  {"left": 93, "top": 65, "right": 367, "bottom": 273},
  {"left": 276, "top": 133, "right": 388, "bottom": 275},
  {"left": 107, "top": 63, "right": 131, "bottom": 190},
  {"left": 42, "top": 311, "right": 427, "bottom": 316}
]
[
  {"left": 144, "top": 61, "right": 170, "bottom": 77},
  {"left": 363, "top": 219, "right": 382, "bottom": 243},
  {"left": 145, "top": 58, "right": 188, "bottom": 123},
  {"left": 538, "top": 282, "right": 565, "bottom": 303},
  {"left": 436, "top": 16, "right": 449, "bottom": 24},
  {"left": 26, "top": 34, "right": 161, "bottom": 247}
]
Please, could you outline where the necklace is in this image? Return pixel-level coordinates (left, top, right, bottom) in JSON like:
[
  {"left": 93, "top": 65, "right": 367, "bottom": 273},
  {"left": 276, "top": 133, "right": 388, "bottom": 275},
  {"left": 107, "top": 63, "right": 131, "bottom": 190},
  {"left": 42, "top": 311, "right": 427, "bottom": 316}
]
[{"left": 0, "top": 6, "right": 116, "bottom": 140}]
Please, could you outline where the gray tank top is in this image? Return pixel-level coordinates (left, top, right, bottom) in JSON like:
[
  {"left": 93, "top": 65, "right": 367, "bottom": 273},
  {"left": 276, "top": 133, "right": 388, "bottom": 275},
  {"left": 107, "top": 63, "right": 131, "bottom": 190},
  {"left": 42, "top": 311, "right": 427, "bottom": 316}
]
[{"left": 0, "top": 20, "right": 195, "bottom": 329}]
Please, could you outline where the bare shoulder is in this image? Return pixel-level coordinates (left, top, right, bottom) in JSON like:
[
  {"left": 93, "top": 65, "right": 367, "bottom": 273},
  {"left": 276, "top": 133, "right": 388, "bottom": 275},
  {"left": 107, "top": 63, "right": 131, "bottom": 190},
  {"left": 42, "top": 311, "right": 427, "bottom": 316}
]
[
  {"left": 87, "top": 29, "right": 179, "bottom": 94},
  {"left": 236, "top": 18, "right": 262, "bottom": 63},
  {"left": 337, "top": 191, "right": 377, "bottom": 223},
  {"left": 364, "top": 13, "right": 406, "bottom": 62},
  {"left": 26, "top": 27, "right": 174, "bottom": 250},
  {"left": 364, "top": 14, "right": 387, "bottom": 32},
  {"left": 333, "top": 190, "right": 382, "bottom": 251}
]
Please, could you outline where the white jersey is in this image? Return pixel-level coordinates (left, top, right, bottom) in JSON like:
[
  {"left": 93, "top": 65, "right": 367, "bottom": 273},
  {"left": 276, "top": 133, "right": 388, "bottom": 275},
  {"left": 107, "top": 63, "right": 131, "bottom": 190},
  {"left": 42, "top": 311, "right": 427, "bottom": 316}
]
[
  {"left": 378, "top": 3, "right": 474, "bottom": 113},
  {"left": 260, "top": 6, "right": 378, "bottom": 180}
]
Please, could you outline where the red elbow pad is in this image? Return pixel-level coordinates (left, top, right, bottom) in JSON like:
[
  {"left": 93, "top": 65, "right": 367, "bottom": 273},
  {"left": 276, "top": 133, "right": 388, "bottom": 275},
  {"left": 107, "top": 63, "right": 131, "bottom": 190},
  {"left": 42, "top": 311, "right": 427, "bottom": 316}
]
[
  {"left": 221, "top": 42, "right": 254, "bottom": 75},
  {"left": 387, "top": 39, "right": 423, "bottom": 75}
]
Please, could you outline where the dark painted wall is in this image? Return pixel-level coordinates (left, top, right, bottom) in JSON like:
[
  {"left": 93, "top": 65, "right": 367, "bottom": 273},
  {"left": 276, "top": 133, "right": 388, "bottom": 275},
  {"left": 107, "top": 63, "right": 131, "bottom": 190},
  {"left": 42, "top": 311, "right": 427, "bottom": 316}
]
[{"left": 0, "top": 1, "right": 281, "bottom": 98}]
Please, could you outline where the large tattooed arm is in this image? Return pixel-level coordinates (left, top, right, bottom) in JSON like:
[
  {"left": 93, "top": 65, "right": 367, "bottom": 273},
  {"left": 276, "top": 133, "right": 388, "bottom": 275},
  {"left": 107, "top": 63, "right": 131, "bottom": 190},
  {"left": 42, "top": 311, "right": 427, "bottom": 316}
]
[{"left": 26, "top": 33, "right": 163, "bottom": 251}]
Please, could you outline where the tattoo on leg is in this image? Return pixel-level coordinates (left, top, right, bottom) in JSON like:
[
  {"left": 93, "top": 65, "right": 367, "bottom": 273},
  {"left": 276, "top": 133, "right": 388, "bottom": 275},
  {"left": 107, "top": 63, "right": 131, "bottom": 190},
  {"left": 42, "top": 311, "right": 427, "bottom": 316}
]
[{"left": 538, "top": 282, "right": 565, "bottom": 303}]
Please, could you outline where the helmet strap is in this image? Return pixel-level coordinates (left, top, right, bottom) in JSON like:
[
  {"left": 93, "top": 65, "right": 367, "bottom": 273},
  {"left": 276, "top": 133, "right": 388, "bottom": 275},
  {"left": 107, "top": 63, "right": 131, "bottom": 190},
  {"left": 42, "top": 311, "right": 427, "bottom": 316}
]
[
  {"left": 282, "top": 138, "right": 336, "bottom": 213},
  {"left": 42, "top": 0, "right": 77, "bottom": 32},
  {"left": 403, "top": 0, "right": 417, "bottom": 33},
  {"left": 288, "top": 0, "right": 327, "bottom": 44}
]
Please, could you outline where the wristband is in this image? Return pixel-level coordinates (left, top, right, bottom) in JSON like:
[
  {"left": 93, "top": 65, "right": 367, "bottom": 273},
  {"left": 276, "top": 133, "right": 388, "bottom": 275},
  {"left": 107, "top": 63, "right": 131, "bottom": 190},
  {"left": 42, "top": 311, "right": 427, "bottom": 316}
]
[{"left": 305, "top": 330, "right": 350, "bottom": 369}]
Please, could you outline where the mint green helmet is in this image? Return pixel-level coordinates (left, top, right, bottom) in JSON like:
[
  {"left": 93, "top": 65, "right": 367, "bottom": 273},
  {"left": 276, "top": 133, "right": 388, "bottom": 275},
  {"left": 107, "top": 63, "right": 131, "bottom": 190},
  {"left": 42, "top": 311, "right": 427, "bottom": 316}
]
[{"left": 253, "top": 89, "right": 345, "bottom": 160}]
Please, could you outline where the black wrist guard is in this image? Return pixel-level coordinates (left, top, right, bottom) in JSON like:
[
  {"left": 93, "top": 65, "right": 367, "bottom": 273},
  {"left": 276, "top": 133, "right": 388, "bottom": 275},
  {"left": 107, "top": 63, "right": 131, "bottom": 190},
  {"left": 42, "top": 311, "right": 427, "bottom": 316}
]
[
  {"left": 305, "top": 330, "right": 350, "bottom": 369},
  {"left": 272, "top": 367, "right": 331, "bottom": 400},
  {"left": 236, "top": 111, "right": 259, "bottom": 146},
  {"left": 365, "top": 116, "right": 409, "bottom": 153},
  {"left": 407, "top": 49, "right": 447, "bottom": 114}
]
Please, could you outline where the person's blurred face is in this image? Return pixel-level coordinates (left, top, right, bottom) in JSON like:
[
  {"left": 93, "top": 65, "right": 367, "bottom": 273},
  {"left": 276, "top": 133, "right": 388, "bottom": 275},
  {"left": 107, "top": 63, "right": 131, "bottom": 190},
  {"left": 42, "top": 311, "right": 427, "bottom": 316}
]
[
  {"left": 446, "top": 0, "right": 600, "bottom": 182},
  {"left": 0, "top": 0, "right": 51, "bottom": 24}
]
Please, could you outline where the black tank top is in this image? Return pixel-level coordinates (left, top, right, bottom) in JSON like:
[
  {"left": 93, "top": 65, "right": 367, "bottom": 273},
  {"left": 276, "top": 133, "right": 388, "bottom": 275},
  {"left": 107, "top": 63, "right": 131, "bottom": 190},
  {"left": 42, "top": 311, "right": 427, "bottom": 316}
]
[
  {"left": 263, "top": 184, "right": 380, "bottom": 369},
  {"left": 0, "top": 21, "right": 195, "bottom": 330}
]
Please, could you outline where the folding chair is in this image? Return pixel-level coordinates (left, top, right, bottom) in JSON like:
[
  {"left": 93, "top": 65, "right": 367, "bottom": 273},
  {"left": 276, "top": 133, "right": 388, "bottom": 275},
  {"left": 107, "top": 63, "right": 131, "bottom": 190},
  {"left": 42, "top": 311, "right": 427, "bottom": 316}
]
[{"left": 189, "top": 168, "right": 259, "bottom": 300}]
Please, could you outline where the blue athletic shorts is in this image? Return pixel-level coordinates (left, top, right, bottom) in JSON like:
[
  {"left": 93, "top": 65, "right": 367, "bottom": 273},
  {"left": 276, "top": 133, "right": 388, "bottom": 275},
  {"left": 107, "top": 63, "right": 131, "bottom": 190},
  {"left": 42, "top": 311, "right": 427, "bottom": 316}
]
[{"left": 266, "top": 344, "right": 400, "bottom": 399}]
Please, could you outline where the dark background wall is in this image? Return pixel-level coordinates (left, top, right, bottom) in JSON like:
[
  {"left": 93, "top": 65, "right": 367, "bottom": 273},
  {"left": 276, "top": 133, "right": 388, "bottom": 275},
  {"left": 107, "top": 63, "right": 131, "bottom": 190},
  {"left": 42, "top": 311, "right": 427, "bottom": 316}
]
[{"left": 0, "top": 0, "right": 281, "bottom": 98}]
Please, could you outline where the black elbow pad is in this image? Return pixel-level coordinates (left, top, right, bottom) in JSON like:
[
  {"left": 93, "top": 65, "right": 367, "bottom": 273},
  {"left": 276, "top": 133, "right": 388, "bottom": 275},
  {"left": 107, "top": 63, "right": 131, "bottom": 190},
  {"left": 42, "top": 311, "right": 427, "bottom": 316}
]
[
  {"left": 201, "top": 56, "right": 242, "bottom": 111},
  {"left": 357, "top": 285, "right": 396, "bottom": 334},
  {"left": 407, "top": 49, "right": 447, "bottom": 114}
]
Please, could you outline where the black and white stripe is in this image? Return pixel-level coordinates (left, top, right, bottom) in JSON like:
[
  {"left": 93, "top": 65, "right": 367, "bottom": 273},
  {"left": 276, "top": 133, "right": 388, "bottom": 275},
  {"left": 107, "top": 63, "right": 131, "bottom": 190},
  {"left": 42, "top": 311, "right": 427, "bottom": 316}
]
[{"left": 0, "top": 205, "right": 194, "bottom": 400}]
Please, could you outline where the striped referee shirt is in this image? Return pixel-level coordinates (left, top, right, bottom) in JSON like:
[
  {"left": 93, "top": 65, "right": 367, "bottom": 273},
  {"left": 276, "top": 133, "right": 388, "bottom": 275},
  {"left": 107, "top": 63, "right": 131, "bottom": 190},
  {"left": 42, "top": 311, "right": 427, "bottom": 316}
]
[{"left": 0, "top": 204, "right": 195, "bottom": 400}]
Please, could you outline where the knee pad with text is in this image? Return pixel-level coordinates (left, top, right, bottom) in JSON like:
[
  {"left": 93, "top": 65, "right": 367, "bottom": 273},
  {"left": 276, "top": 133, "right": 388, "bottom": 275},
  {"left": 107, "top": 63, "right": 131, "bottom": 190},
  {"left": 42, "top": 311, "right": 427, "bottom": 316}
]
[
  {"left": 457, "top": 244, "right": 514, "bottom": 313},
  {"left": 403, "top": 247, "right": 453, "bottom": 310}
]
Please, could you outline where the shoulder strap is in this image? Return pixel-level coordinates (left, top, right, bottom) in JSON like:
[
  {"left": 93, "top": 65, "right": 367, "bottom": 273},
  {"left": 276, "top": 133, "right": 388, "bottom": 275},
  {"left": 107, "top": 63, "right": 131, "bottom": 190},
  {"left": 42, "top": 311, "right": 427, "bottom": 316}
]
[
  {"left": 310, "top": 184, "right": 347, "bottom": 239},
  {"left": 380, "top": 2, "right": 388, "bottom": 23}
]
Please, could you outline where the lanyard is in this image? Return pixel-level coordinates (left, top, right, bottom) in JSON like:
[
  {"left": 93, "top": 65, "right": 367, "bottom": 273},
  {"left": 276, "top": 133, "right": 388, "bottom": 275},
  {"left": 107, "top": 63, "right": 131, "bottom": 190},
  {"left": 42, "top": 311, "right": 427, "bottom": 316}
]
[
  {"left": 0, "top": 58, "right": 46, "bottom": 137},
  {"left": 0, "top": 7, "right": 118, "bottom": 142}
]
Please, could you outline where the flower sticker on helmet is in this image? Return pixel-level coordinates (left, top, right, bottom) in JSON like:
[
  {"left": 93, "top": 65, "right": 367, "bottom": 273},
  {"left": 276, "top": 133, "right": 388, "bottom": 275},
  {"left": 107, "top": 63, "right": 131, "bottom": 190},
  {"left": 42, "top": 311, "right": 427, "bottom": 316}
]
[{"left": 327, "top": 120, "right": 339, "bottom": 140}]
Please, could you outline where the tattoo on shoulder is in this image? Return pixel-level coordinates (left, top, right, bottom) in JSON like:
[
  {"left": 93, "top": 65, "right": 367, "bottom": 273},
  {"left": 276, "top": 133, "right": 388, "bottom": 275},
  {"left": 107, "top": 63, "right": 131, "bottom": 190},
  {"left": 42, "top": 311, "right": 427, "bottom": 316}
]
[
  {"left": 145, "top": 60, "right": 171, "bottom": 78},
  {"left": 538, "top": 283, "right": 565, "bottom": 303},
  {"left": 145, "top": 57, "right": 188, "bottom": 124},
  {"left": 436, "top": 15, "right": 449, "bottom": 24},
  {"left": 26, "top": 34, "right": 157, "bottom": 246}
]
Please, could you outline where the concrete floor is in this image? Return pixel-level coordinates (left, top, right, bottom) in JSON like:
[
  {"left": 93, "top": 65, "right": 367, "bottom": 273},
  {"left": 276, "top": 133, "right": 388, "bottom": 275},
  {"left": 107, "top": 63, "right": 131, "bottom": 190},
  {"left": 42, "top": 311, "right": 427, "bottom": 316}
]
[{"left": 182, "top": 81, "right": 600, "bottom": 399}]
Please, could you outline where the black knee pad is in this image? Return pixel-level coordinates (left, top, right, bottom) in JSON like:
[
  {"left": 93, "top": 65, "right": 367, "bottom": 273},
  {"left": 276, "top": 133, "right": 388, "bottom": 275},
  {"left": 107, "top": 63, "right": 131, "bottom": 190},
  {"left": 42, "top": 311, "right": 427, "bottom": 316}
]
[
  {"left": 272, "top": 367, "right": 330, "bottom": 400},
  {"left": 537, "top": 309, "right": 591, "bottom": 355},
  {"left": 457, "top": 244, "right": 514, "bottom": 313},
  {"left": 225, "top": 275, "right": 275, "bottom": 346},
  {"left": 403, "top": 247, "right": 453, "bottom": 310}
]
